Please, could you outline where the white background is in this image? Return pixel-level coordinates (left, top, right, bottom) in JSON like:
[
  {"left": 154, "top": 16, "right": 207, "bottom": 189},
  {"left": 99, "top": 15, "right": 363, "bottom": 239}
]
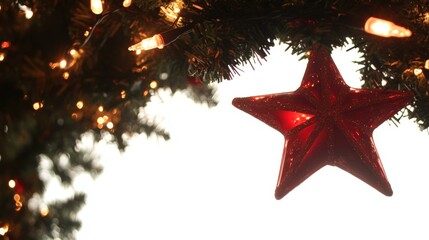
[{"left": 64, "top": 44, "right": 429, "bottom": 239}]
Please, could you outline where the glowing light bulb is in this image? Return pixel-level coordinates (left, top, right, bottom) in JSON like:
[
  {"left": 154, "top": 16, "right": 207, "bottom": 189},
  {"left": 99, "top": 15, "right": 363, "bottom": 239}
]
[
  {"left": 123, "top": 0, "right": 132, "bottom": 7},
  {"left": 0, "top": 52, "right": 5, "bottom": 61},
  {"left": 425, "top": 60, "right": 429, "bottom": 70},
  {"left": 98, "top": 106, "right": 104, "bottom": 112},
  {"left": 121, "top": 90, "right": 126, "bottom": 99},
  {"left": 128, "top": 34, "right": 165, "bottom": 51},
  {"left": 91, "top": 0, "right": 103, "bottom": 15},
  {"left": 364, "top": 17, "right": 412, "bottom": 38}
]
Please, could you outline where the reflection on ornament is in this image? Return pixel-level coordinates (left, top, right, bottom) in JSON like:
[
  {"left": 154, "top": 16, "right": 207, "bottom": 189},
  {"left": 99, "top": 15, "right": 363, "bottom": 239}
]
[
  {"left": 233, "top": 45, "right": 413, "bottom": 199},
  {"left": 364, "top": 17, "right": 412, "bottom": 38}
]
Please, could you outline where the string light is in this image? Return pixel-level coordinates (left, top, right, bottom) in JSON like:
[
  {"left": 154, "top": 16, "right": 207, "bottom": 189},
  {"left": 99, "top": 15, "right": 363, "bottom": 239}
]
[
  {"left": 364, "top": 17, "right": 412, "bottom": 38},
  {"left": 121, "top": 90, "right": 126, "bottom": 99},
  {"left": 123, "top": 0, "right": 132, "bottom": 8},
  {"left": 425, "top": 60, "right": 429, "bottom": 70},
  {"left": 90, "top": 0, "right": 103, "bottom": 15},
  {"left": 160, "top": 0, "right": 184, "bottom": 23},
  {"left": 0, "top": 52, "right": 5, "bottom": 61},
  {"left": 98, "top": 106, "right": 104, "bottom": 112},
  {"left": 128, "top": 34, "right": 165, "bottom": 51}
]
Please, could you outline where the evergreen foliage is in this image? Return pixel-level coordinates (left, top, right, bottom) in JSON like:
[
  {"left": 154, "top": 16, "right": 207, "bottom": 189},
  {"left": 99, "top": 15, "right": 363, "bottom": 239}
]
[{"left": 0, "top": 0, "right": 427, "bottom": 238}]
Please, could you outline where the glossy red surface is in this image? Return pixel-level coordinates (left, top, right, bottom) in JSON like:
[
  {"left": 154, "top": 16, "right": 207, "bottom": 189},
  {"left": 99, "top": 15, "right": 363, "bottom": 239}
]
[{"left": 232, "top": 46, "right": 413, "bottom": 199}]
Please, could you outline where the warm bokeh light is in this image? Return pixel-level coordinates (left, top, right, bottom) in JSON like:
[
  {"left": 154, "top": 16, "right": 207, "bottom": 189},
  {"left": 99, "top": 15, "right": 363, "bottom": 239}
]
[
  {"left": 8, "top": 180, "right": 16, "bottom": 188},
  {"left": 364, "top": 17, "right": 412, "bottom": 38},
  {"left": 106, "top": 122, "right": 114, "bottom": 129},
  {"left": 13, "top": 194, "right": 20, "bottom": 202},
  {"left": 25, "top": 9, "right": 33, "bottom": 19},
  {"left": 62, "top": 71, "right": 70, "bottom": 80},
  {"left": 121, "top": 90, "right": 126, "bottom": 99},
  {"left": 90, "top": 0, "right": 103, "bottom": 15},
  {"left": 40, "top": 206, "right": 49, "bottom": 217},
  {"left": 97, "top": 117, "right": 105, "bottom": 125},
  {"left": 150, "top": 81, "right": 158, "bottom": 89},
  {"left": 123, "top": 0, "right": 132, "bottom": 7},
  {"left": 0, "top": 224, "right": 9, "bottom": 236},
  {"left": 59, "top": 59, "right": 67, "bottom": 69},
  {"left": 128, "top": 34, "right": 165, "bottom": 51},
  {"left": 15, "top": 200, "right": 22, "bottom": 211},
  {"left": 425, "top": 59, "right": 429, "bottom": 69},
  {"left": 1, "top": 41, "right": 10, "bottom": 49},
  {"left": 0, "top": 52, "right": 5, "bottom": 61},
  {"left": 33, "top": 102, "right": 43, "bottom": 110},
  {"left": 414, "top": 68, "right": 423, "bottom": 76},
  {"left": 76, "top": 101, "right": 84, "bottom": 109},
  {"left": 98, "top": 106, "right": 104, "bottom": 112}
]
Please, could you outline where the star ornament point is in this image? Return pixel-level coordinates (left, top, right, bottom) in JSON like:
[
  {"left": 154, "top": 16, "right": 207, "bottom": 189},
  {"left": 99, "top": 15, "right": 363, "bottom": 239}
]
[{"left": 232, "top": 47, "right": 413, "bottom": 200}]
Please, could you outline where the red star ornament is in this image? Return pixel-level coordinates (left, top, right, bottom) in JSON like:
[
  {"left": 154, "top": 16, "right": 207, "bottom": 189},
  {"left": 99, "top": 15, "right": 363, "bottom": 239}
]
[{"left": 232, "top": 46, "right": 413, "bottom": 200}]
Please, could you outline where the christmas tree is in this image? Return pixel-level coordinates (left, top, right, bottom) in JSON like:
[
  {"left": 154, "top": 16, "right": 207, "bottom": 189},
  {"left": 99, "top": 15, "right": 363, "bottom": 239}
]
[{"left": 0, "top": 0, "right": 428, "bottom": 239}]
